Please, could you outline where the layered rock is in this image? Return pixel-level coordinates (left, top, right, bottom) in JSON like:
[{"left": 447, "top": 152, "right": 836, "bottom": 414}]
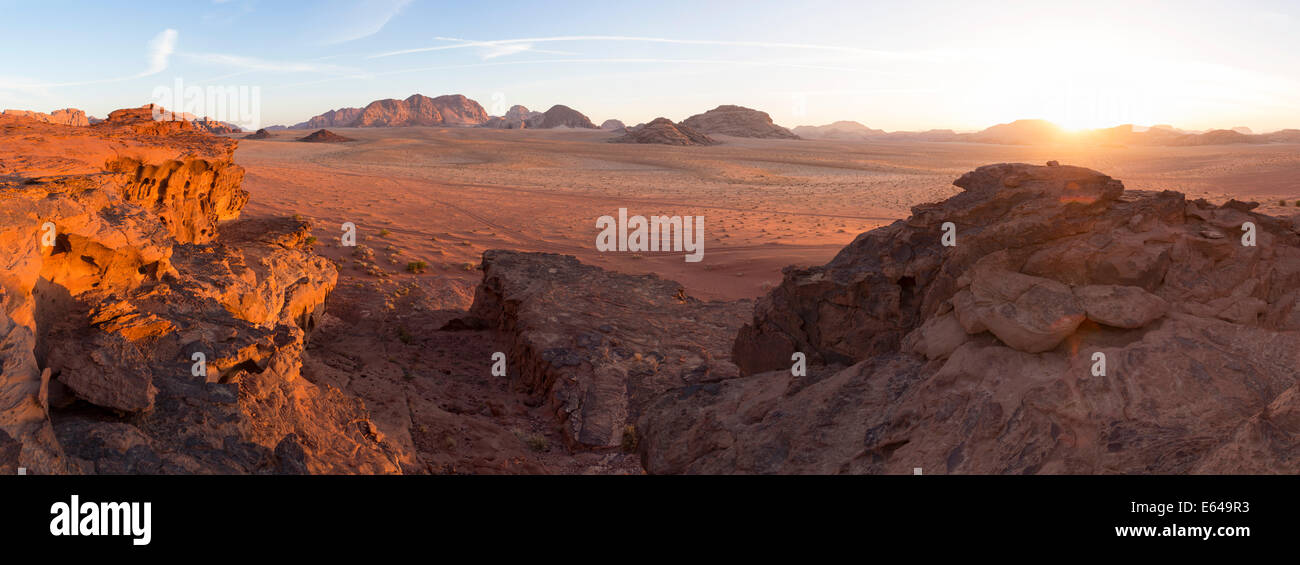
[
  {"left": 636, "top": 162, "right": 1300, "bottom": 474},
  {"left": 610, "top": 117, "right": 716, "bottom": 146},
  {"left": 449, "top": 251, "right": 750, "bottom": 449},
  {"left": 680, "top": 105, "right": 799, "bottom": 139},
  {"left": 0, "top": 108, "right": 401, "bottom": 474}
]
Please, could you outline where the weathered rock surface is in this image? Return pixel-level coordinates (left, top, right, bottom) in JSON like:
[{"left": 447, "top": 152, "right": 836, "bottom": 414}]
[
  {"left": 680, "top": 105, "right": 799, "bottom": 139},
  {"left": 636, "top": 162, "right": 1300, "bottom": 474},
  {"left": 450, "top": 251, "right": 750, "bottom": 449},
  {"left": 610, "top": 117, "right": 717, "bottom": 146},
  {"left": 0, "top": 107, "right": 402, "bottom": 474}
]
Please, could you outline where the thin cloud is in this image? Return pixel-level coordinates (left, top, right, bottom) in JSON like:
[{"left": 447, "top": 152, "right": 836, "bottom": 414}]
[
  {"left": 270, "top": 57, "right": 889, "bottom": 89},
  {"left": 319, "top": 0, "right": 412, "bottom": 45},
  {"left": 2, "top": 29, "right": 179, "bottom": 89},
  {"left": 182, "top": 52, "right": 359, "bottom": 75},
  {"left": 142, "top": 29, "right": 179, "bottom": 77},
  {"left": 369, "top": 35, "right": 935, "bottom": 61}
]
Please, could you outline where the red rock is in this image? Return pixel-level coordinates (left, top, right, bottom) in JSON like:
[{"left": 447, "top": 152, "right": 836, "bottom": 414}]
[
  {"left": 635, "top": 162, "right": 1300, "bottom": 474},
  {"left": 528, "top": 105, "right": 598, "bottom": 129},
  {"left": 680, "top": 105, "right": 798, "bottom": 139},
  {"left": 610, "top": 117, "right": 716, "bottom": 146},
  {"left": 298, "top": 129, "right": 355, "bottom": 143},
  {"left": 0, "top": 106, "right": 402, "bottom": 474},
  {"left": 293, "top": 94, "right": 488, "bottom": 128}
]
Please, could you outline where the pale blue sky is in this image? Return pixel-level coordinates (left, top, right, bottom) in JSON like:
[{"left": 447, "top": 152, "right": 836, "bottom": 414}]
[{"left": 1, "top": 0, "right": 1297, "bottom": 131}]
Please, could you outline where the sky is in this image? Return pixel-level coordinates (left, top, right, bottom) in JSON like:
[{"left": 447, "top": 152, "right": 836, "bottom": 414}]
[{"left": 0, "top": 0, "right": 1297, "bottom": 132}]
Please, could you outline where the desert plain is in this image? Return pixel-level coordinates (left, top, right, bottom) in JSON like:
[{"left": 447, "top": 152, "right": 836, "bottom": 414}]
[{"left": 221, "top": 128, "right": 1300, "bottom": 473}]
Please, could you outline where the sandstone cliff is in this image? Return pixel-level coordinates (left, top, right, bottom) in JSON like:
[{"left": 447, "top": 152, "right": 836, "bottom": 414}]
[{"left": 0, "top": 109, "right": 401, "bottom": 474}]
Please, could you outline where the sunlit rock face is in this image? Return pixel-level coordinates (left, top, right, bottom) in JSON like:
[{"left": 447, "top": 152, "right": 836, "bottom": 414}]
[
  {"left": 635, "top": 162, "right": 1300, "bottom": 474},
  {"left": 0, "top": 108, "right": 403, "bottom": 475}
]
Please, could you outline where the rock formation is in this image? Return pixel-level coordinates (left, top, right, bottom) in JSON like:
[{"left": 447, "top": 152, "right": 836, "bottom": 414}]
[
  {"left": 680, "top": 105, "right": 799, "bottom": 139},
  {"left": 610, "top": 117, "right": 717, "bottom": 146},
  {"left": 0, "top": 108, "right": 401, "bottom": 474},
  {"left": 482, "top": 105, "right": 543, "bottom": 129},
  {"left": 1, "top": 108, "right": 90, "bottom": 127},
  {"left": 244, "top": 128, "right": 272, "bottom": 139},
  {"left": 291, "top": 94, "right": 488, "bottom": 129},
  {"left": 527, "top": 105, "right": 598, "bottom": 129},
  {"left": 447, "top": 251, "right": 750, "bottom": 449},
  {"left": 298, "top": 129, "right": 355, "bottom": 143},
  {"left": 792, "top": 120, "right": 885, "bottom": 140},
  {"left": 600, "top": 119, "right": 626, "bottom": 131},
  {"left": 630, "top": 162, "right": 1300, "bottom": 474},
  {"left": 291, "top": 106, "right": 363, "bottom": 130}
]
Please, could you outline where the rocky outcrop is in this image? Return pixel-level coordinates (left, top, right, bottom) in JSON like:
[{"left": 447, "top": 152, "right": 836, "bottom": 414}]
[
  {"left": 482, "top": 105, "right": 543, "bottom": 129},
  {"left": 353, "top": 94, "right": 488, "bottom": 127},
  {"left": 2, "top": 108, "right": 90, "bottom": 127},
  {"left": 298, "top": 129, "right": 355, "bottom": 143},
  {"left": 291, "top": 107, "right": 363, "bottom": 130},
  {"left": 449, "top": 251, "right": 750, "bottom": 449},
  {"left": 0, "top": 108, "right": 402, "bottom": 474},
  {"left": 600, "top": 119, "right": 626, "bottom": 131},
  {"left": 636, "top": 162, "right": 1300, "bottom": 474},
  {"left": 527, "top": 105, "right": 598, "bottom": 129},
  {"left": 610, "top": 117, "right": 716, "bottom": 146},
  {"left": 292, "top": 94, "right": 488, "bottom": 129},
  {"left": 244, "top": 128, "right": 272, "bottom": 140},
  {"left": 680, "top": 105, "right": 798, "bottom": 139}
]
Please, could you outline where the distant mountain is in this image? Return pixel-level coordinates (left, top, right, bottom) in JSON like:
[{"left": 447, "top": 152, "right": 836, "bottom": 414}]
[
  {"left": 681, "top": 105, "right": 798, "bottom": 139},
  {"left": 791, "top": 120, "right": 884, "bottom": 140},
  {"left": 1, "top": 108, "right": 90, "bottom": 126},
  {"left": 290, "top": 94, "right": 488, "bottom": 129},
  {"left": 529, "top": 105, "right": 598, "bottom": 129},
  {"left": 481, "top": 105, "right": 542, "bottom": 129},
  {"left": 965, "top": 119, "right": 1066, "bottom": 145},
  {"left": 610, "top": 117, "right": 716, "bottom": 146},
  {"left": 600, "top": 119, "right": 626, "bottom": 131}
]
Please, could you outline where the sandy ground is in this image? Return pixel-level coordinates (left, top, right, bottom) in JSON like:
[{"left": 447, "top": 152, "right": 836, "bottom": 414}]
[
  {"left": 234, "top": 127, "right": 1300, "bottom": 302},
  {"left": 228, "top": 127, "right": 1300, "bottom": 473}
]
